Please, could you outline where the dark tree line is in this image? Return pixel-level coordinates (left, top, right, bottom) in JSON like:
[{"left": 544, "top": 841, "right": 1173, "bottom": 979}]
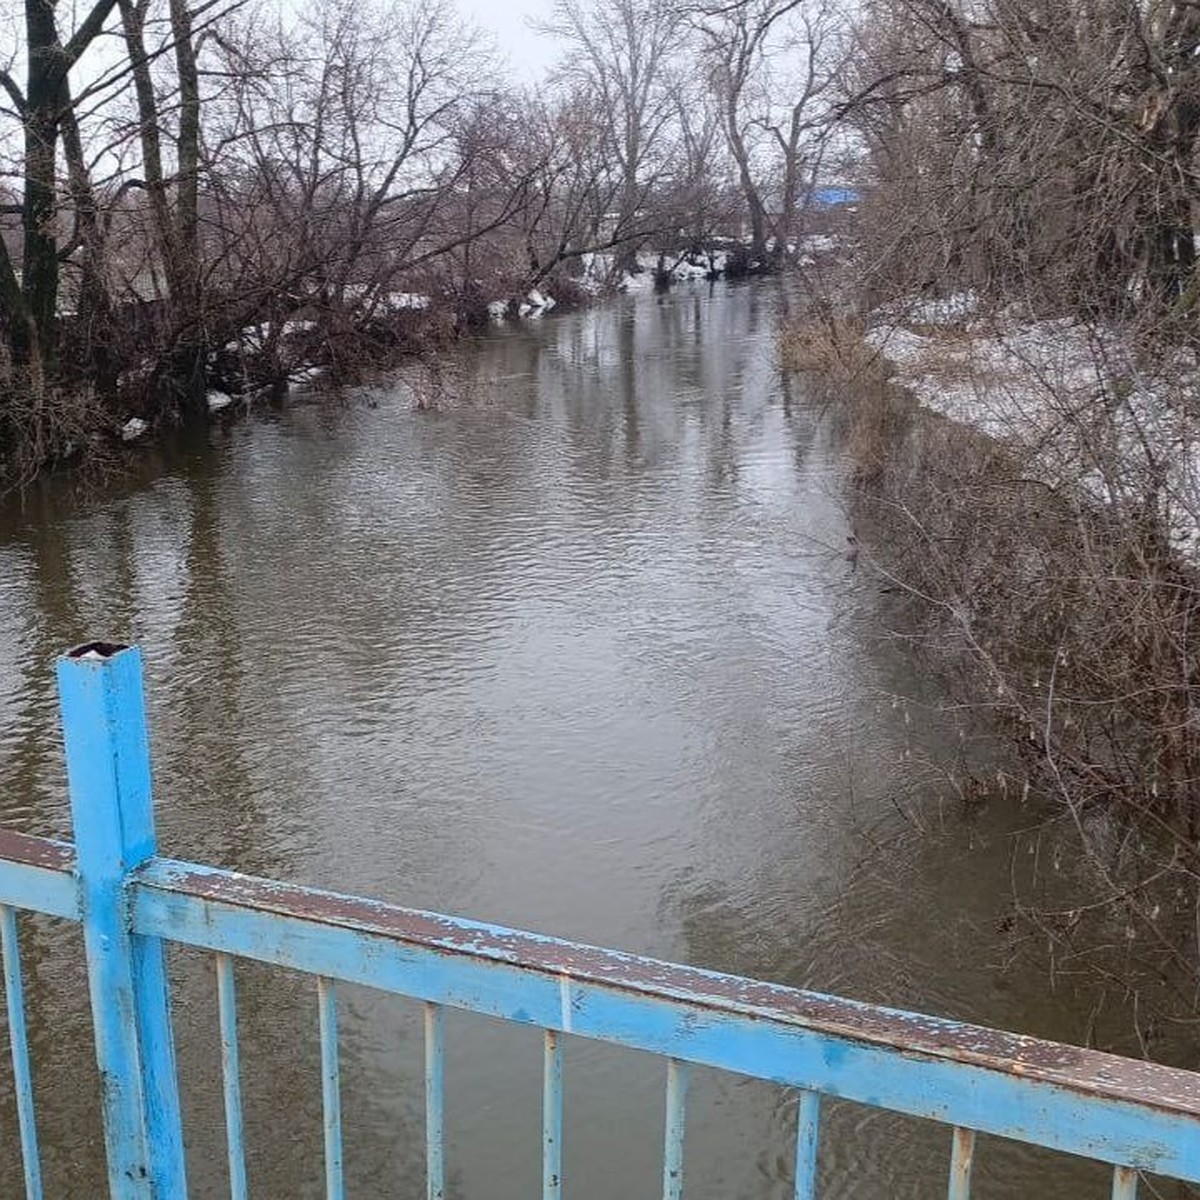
[{"left": 0, "top": 0, "right": 846, "bottom": 483}]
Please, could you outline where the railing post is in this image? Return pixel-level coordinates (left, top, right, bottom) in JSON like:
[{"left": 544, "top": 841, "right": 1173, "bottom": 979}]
[{"left": 57, "top": 643, "right": 187, "bottom": 1199}]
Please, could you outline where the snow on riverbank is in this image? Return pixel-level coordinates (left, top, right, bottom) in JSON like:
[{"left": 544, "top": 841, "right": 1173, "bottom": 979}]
[
  {"left": 867, "top": 311, "right": 1098, "bottom": 439},
  {"left": 578, "top": 250, "right": 727, "bottom": 295},
  {"left": 867, "top": 299, "right": 1200, "bottom": 554}
]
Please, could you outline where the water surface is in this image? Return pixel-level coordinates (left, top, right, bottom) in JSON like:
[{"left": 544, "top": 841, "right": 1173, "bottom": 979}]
[{"left": 0, "top": 283, "right": 1132, "bottom": 1197}]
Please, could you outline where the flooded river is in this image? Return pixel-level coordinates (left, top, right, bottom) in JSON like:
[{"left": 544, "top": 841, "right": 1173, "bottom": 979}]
[{"left": 0, "top": 282, "right": 1138, "bottom": 1196}]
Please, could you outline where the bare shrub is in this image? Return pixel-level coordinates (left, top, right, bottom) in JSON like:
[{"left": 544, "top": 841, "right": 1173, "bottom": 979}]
[
  {"left": 808, "top": 0, "right": 1200, "bottom": 1040},
  {"left": 781, "top": 313, "right": 914, "bottom": 485},
  {"left": 841, "top": 0, "right": 1200, "bottom": 323},
  {"left": 829, "top": 334, "right": 1200, "bottom": 1041},
  {"left": 779, "top": 315, "right": 880, "bottom": 380},
  {"left": 0, "top": 371, "right": 112, "bottom": 490},
  {"left": 394, "top": 354, "right": 471, "bottom": 411}
]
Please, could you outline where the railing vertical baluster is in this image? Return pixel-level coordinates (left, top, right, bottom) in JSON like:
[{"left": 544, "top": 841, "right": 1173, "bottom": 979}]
[
  {"left": 56, "top": 643, "right": 187, "bottom": 1200},
  {"left": 0, "top": 905, "right": 42, "bottom": 1200},
  {"left": 662, "top": 1058, "right": 690, "bottom": 1200},
  {"left": 948, "top": 1127, "right": 976, "bottom": 1200},
  {"left": 318, "top": 976, "right": 345, "bottom": 1200},
  {"left": 1112, "top": 1166, "right": 1138, "bottom": 1199},
  {"left": 793, "top": 1090, "right": 820, "bottom": 1200},
  {"left": 216, "top": 954, "right": 248, "bottom": 1200},
  {"left": 424, "top": 1002, "right": 445, "bottom": 1200},
  {"left": 543, "top": 1029, "right": 564, "bottom": 1200}
]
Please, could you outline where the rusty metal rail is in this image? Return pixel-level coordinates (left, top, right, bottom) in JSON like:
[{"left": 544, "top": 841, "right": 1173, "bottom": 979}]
[{"left": 0, "top": 642, "right": 1197, "bottom": 1198}]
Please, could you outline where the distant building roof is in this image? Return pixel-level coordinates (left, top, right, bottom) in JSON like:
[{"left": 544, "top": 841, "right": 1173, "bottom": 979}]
[{"left": 812, "top": 187, "right": 859, "bottom": 207}]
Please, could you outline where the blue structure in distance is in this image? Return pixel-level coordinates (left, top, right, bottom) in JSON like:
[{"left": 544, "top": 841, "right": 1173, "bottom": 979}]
[{"left": 811, "top": 186, "right": 859, "bottom": 207}]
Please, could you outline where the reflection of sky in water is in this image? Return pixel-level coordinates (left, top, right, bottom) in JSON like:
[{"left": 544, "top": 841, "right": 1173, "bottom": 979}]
[{"left": 0, "top": 283, "right": 1143, "bottom": 1200}]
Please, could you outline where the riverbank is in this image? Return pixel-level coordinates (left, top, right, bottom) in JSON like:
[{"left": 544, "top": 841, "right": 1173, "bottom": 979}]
[
  {"left": 3, "top": 248, "right": 771, "bottom": 494},
  {"left": 782, "top": 301, "right": 1200, "bottom": 1045},
  {"left": 864, "top": 299, "right": 1200, "bottom": 555}
]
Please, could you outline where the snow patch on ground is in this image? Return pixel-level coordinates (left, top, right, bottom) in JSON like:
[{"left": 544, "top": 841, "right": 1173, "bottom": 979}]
[
  {"left": 287, "top": 366, "right": 325, "bottom": 387},
  {"left": 487, "top": 290, "right": 559, "bottom": 320},
  {"left": 239, "top": 324, "right": 268, "bottom": 351},
  {"left": 799, "top": 233, "right": 839, "bottom": 256},
  {"left": 868, "top": 305, "right": 1200, "bottom": 554},
  {"left": 281, "top": 319, "right": 319, "bottom": 337},
  {"left": 867, "top": 316, "right": 1097, "bottom": 440},
  {"left": 584, "top": 249, "right": 728, "bottom": 293},
  {"left": 877, "top": 291, "right": 981, "bottom": 328},
  {"left": 383, "top": 292, "right": 431, "bottom": 312},
  {"left": 619, "top": 270, "right": 655, "bottom": 293},
  {"left": 518, "top": 289, "right": 557, "bottom": 318},
  {"left": 670, "top": 259, "right": 712, "bottom": 281}
]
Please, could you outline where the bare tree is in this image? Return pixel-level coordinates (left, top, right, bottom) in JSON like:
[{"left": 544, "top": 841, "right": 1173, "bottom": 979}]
[
  {"left": 694, "top": 0, "right": 844, "bottom": 266},
  {"left": 842, "top": 0, "right": 1200, "bottom": 317},
  {"left": 802, "top": 0, "right": 1200, "bottom": 1039},
  {"left": 0, "top": 0, "right": 795, "bottom": 485},
  {"left": 499, "top": 86, "right": 672, "bottom": 292},
  {"left": 542, "top": 0, "right": 684, "bottom": 273},
  {"left": 116, "top": 0, "right": 226, "bottom": 415},
  {"left": 197, "top": 0, "right": 547, "bottom": 371}
]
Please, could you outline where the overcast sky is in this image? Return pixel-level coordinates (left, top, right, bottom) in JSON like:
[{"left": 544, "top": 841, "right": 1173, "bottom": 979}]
[
  {"left": 457, "top": 0, "right": 565, "bottom": 82},
  {"left": 0, "top": 0, "right": 568, "bottom": 95}
]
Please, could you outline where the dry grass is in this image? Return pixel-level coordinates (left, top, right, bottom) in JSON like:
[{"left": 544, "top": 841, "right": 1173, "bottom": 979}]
[
  {"left": 844, "top": 388, "right": 903, "bottom": 485},
  {"left": 779, "top": 315, "right": 910, "bottom": 485},
  {"left": 905, "top": 334, "right": 991, "bottom": 386},
  {"left": 778, "top": 316, "right": 886, "bottom": 383}
]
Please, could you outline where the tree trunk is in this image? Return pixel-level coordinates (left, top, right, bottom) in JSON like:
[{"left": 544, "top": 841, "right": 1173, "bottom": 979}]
[
  {"left": 119, "top": 0, "right": 207, "bottom": 420},
  {"left": 167, "top": 0, "right": 206, "bottom": 420},
  {"left": 725, "top": 108, "right": 768, "bottom": 263},
  {"left": 14, "top": 0, "right": 63, "bottom": 380},
  {"left": 60, "top": 96, "right": 117, "bottom": 392}
]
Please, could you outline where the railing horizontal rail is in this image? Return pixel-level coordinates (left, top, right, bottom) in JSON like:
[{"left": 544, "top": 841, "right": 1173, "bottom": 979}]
[
  {"left": 7, "top": 819, "right": 1200, "bottom": 1185},
  {"left": 0, "top": 832, "right": 77, "bottom": 919},
  {"left": 127, "top": 855, "right": 1200, "bottom": 1181}
]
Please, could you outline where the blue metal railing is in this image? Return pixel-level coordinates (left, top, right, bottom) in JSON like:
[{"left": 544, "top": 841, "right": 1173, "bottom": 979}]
[{"left": 0, "top": 641, "right": 1198, "bottom": 1198}]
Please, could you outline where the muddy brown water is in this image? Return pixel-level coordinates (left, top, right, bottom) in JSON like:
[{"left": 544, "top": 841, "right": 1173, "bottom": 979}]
[{"left": 0, "top": 282, "right": 1168, "bottom": 1197}]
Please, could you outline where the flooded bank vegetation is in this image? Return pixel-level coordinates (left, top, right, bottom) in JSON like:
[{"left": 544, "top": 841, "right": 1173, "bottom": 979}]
[
  {"left": 0, "top": 0, "right": 849, "bottom": 487},
  {"left": 783, "top": 0, "right": 1200, "bottom": 1044}
]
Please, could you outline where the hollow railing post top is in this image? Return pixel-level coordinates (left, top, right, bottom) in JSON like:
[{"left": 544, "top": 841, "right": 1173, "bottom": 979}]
[{"left": 60, "top": 641, "right": 135, "bottom": 664}]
